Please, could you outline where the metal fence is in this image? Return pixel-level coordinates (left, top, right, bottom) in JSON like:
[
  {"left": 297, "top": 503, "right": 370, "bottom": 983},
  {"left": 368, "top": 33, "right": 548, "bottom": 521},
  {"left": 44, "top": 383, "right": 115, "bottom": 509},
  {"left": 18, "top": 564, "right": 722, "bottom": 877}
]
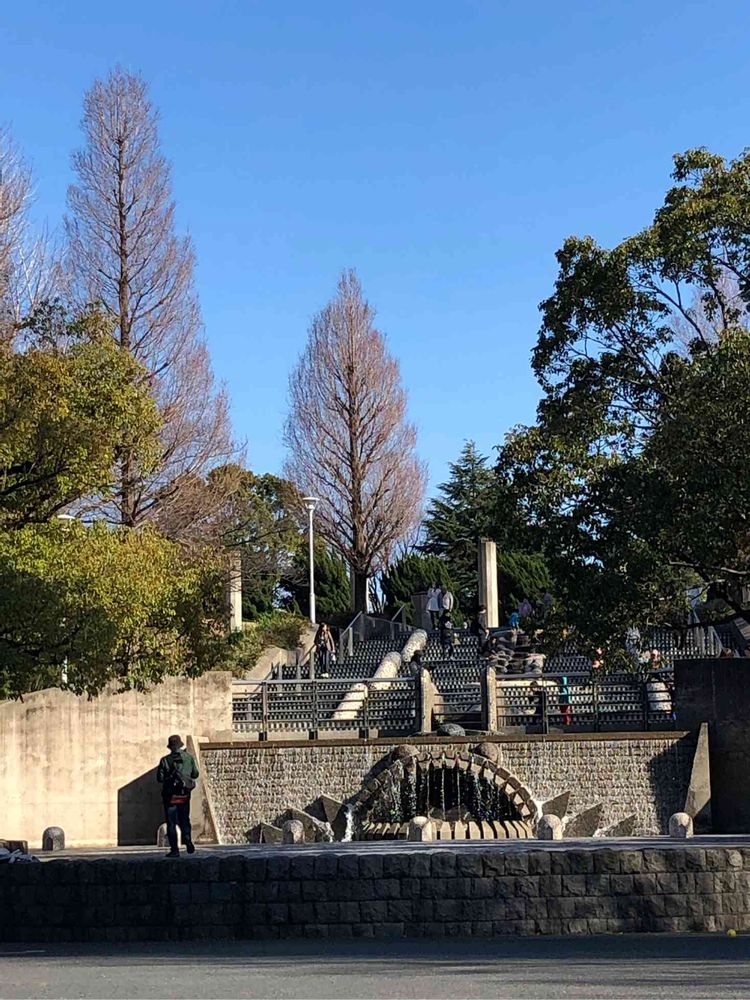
[
  {"left": 232, "top": 676, "right": 417, "bottom": 737},
  {"left": 337, "top": 612, "right": 413, "bottom": 662},
  {"left": 494, "top": 670, "right": 675, "bottom": 733}
]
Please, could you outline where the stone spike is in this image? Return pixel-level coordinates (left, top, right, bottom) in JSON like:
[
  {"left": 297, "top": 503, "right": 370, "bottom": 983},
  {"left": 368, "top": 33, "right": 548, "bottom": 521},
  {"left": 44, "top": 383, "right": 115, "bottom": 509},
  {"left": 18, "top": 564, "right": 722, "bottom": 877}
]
[
  {"left": 541, "top": 791, "right": 570, "bottom": 819},
  {"left": 602, "top": 815, "right": 637, "bottom": 837},
  {"left": 259, "top": 822, "right": 283, "bottom": 845},
  {"left": 565, "top": 803, "right": 605, "bottom": 838}
]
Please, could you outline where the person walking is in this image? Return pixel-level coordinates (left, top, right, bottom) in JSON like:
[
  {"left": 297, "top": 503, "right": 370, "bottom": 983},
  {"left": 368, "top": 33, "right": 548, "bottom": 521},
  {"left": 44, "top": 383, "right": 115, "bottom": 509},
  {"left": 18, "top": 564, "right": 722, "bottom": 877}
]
[
  {"left": 157, "top": 735, "right": 199, "bottom": 858},
  {"left": 439, "top": 610, "right": 455, "bottom": 659},
  {"left": 314, "top": 622, "right": 336, "bottom": 672},
  {"left": 426, "top": 584, "right": 441, "bottom": 630}
]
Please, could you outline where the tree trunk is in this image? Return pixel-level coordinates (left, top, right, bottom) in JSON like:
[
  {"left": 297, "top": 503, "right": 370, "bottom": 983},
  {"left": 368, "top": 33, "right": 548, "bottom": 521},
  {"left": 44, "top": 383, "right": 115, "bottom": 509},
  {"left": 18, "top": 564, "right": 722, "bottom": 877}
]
[{"left": 352, "top": 569, "right": 368, "bottom": 615}]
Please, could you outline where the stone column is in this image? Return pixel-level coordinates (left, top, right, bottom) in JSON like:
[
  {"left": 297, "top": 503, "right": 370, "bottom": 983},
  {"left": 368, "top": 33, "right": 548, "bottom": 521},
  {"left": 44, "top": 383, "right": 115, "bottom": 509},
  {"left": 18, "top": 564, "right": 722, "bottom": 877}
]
[
  {"left": 482, "top": 662, "right": 497, "bottom": 731},
  {"left": 478, "top": 538, "right": 499, "bottom": 628},
  {"left": 226, "top": 550, "right": 243, "bottom": 633},
  {"left": 411, "top": 592, "right": 431, "bottom": 632}
]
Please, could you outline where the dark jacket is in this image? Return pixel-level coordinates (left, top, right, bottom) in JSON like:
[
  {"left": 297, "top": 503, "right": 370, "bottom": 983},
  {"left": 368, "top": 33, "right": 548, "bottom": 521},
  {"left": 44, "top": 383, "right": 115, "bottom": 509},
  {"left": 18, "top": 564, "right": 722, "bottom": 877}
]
[{"left": 156, "top": 749, "right": 199, "bottom": 802}]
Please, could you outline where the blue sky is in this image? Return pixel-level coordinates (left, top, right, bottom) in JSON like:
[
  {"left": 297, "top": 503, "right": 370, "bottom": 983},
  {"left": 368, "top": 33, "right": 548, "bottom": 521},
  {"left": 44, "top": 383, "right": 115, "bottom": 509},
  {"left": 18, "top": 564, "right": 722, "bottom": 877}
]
[{"left": 2, "top": 1, "right": 749, "bottom": 493}]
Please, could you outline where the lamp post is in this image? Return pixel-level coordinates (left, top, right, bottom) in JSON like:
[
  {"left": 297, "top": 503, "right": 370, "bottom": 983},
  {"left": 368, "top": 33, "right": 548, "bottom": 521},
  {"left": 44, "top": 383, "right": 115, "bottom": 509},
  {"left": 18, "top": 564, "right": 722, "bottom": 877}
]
[
  {"left": 57, "top": 513, "right": 76, "bottom": 686},
  {"left": 302, "top": 497, "right": 318, "bottom": 626}
]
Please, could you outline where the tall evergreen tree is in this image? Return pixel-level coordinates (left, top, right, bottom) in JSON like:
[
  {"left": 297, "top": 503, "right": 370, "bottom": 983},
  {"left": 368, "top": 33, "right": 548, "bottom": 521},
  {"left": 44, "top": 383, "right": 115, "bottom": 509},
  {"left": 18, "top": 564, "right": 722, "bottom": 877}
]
[
  {"left": 284, "top": 541, "right": 352, "bottom": 620},
  {"left": 421, "top": 441, "right": 496, "bottom": 605}
]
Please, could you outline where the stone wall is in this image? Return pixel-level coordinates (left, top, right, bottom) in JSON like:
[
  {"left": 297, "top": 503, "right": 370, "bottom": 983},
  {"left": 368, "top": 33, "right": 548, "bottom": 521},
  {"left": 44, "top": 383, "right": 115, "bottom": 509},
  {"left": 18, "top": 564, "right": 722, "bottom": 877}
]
[
  {"left": 0, "top": 672, "right": 233, "bottom": 848},
  {"left": 201, "top": 732, "right": 694, "bottom": 841},
  {"left": 1, "top": 843, "right": 748, "bottom": 941}
]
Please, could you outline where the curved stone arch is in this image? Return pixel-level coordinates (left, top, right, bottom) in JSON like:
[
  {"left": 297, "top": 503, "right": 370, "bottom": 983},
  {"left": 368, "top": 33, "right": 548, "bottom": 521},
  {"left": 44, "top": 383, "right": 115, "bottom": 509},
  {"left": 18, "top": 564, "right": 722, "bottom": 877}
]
[{"left": 354, "top": 750, "right": 537, "bottom": 823}]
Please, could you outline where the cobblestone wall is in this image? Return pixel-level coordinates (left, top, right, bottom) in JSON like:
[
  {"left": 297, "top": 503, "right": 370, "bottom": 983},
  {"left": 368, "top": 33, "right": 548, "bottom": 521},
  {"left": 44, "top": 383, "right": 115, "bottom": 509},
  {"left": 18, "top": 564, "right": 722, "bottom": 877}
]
[
  {"left": 1, "top": 844, "right": 747, "bottom": 941},
  {"left": 201, "top": 734, "right": 694, "bottom": 841}
]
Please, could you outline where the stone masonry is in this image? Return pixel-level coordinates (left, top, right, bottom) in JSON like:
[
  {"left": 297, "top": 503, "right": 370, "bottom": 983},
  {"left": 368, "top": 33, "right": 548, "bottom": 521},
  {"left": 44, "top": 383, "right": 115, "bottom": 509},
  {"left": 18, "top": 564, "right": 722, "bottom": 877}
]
[
  {"left": 201, "top": 733, "right": 694, "bottom": 842},
  {"left": 1, "top": 843, "right": 749, "bottom": 941}
]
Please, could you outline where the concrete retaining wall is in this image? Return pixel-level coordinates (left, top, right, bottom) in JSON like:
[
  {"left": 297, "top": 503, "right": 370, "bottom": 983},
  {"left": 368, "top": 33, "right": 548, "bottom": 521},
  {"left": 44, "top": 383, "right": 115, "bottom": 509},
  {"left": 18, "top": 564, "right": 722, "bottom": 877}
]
[
  {"left": 201, "top": 732, "right": 694, "bottom": 842},
  {"left": 0, "top": 672, "right": 233, "bottom": 848},
  {"left": 1, "top": 843, "right": 747, "bottom": 941}
]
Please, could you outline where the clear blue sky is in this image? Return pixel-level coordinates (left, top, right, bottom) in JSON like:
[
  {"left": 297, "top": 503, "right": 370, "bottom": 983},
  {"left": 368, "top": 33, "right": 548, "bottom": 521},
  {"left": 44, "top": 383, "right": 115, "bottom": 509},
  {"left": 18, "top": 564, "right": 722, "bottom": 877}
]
[{"left": 2, "top": 1, "right": 749, "bottom": 492}]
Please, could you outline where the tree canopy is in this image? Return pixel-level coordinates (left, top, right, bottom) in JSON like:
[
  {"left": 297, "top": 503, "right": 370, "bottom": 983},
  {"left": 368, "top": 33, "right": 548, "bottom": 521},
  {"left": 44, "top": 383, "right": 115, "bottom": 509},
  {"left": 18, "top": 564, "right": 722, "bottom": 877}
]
[
  {"left": 0, "top": 521, "right": 225, "bottom": 700},
  {"left": 499, "top": 147, "right": 750, "bottom": 645},
  {"left": 0, "top": 307, "right": 229, "bottom": 698}
]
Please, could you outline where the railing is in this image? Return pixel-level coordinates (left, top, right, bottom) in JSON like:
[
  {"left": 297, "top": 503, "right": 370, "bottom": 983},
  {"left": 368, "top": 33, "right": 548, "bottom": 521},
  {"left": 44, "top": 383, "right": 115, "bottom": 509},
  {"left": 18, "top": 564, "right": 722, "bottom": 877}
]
[
  {"left": 337, "top": 611, "right": 413, "bottom": 662},
  {"left": 493, "top": 670, "right": 676, "bottom": 733},
  {"left": 232, "top": 676, "right": 417, "bottom": 737}
]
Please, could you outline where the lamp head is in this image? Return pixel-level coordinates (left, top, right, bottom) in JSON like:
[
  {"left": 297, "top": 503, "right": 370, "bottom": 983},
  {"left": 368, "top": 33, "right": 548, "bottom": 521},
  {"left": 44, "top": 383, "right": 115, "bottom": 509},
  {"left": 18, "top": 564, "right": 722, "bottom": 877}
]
[{"left": 302, "top": 496, "right": 318, "bottom": 513}]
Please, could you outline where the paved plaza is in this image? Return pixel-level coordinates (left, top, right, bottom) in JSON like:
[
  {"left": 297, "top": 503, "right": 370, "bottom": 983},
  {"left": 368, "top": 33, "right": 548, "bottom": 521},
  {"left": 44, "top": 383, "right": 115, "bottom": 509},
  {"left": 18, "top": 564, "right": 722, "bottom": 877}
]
[{"left": 2, "top": 936, "right": 750, "bottom": 999}]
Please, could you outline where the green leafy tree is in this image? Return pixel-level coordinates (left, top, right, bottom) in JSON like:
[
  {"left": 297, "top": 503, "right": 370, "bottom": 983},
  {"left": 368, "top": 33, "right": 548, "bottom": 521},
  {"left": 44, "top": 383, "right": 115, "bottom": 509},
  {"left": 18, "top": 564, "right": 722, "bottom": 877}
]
[
  {"left": 212, "top": 467, "right": 303, "bottom": 617},
  {"left": 1, "top": 305, "right": 159, "bottom": 526},
  {"left": 0, "top": 521, "right": 226, "bottom": 699},
  {"left": 422, "top": 441, "right": 497, "bottom": 605},
  {"left": 498, "top": 551, "right": 551, "bottom": 619},
  {"left": 0, "top": 305, "right": 233, "bottom": 697},
  {"left": 500, "top": 147, "right": 750, "bottom": 644},
  {"left": 284, "top": 541, "right": 351, "bottom": 621},
  {"left": 381, "top": 553, "right": 457, "bottom": 621}
]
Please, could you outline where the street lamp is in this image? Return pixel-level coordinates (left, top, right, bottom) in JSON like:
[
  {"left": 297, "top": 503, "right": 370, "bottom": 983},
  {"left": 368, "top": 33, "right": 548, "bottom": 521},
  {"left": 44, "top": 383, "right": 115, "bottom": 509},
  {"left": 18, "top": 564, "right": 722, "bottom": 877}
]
[
  {"left": 302, "top": 497, "right": 318, "bottom": 626},
  {"left": 56, "top": 513, "right": 76, "bottom": 686}
]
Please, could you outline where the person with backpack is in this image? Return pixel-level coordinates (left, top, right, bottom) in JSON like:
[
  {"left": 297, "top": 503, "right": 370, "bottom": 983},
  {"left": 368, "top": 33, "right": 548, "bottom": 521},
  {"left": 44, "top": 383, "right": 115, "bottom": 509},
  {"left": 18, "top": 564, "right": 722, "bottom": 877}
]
[{"left": 156, "top": 734, "right": 199, "bottom": 858}]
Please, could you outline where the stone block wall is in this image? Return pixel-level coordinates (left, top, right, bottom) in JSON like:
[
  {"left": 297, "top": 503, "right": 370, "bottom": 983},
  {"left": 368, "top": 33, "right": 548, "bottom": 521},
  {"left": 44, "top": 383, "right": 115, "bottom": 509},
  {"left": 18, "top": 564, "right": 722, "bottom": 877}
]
[
  {"left": 1, "top": 843, "right": 749, "bottom": 941},
  {"left": 201, "top": 733, "right": 694, "bottom": 842}
]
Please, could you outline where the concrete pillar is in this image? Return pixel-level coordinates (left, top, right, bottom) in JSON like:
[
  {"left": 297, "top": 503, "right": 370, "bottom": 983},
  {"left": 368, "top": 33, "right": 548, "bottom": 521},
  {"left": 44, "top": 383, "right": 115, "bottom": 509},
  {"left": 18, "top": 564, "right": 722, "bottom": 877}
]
[
  {"left": 482, "top": 662, "right": 497, "bottom": 731},
  {"left": 478, "top": 538, "right": 499, "bottom": 628},
  {"left": 226, "top": 550, "right": 243, "bottom": 633},
  {"left": 411, "top": 592, "right": 431, "bottom": 632}
]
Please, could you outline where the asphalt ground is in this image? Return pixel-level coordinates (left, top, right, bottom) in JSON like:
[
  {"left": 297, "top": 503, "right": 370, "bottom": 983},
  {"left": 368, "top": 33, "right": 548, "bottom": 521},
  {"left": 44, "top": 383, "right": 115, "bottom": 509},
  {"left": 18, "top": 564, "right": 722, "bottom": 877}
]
[{"left": 1, "top": 935, "right": 750, "bottom": 999}]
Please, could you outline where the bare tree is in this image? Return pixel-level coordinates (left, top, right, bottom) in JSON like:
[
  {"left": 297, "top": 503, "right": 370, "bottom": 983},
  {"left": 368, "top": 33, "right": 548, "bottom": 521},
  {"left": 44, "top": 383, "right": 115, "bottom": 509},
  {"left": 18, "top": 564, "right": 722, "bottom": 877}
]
[
  {"left": 65, "top": 67, "right": 235, "bottom": 534},
  {"left": 0, "top": 127, "right": 60, "bottom": 339},
  {"left": 284, "top": 270, "right": 427, "bottom": 613}
]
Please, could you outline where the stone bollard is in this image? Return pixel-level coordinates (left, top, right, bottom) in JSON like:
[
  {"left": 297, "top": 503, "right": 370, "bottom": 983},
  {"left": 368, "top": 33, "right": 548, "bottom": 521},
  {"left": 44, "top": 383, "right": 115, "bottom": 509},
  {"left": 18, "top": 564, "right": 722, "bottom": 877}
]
[
  {"left": 407, "top": 816, "right": 434, "bottom": 842},
  {"left": 42, "top": 827, "right": 65, "bottom": 851},
  {"left": 669, "top": 812, "right": 694, "bottom": 839},
  {"left": 536, "top": 814, "right": 563, "bottom": 841},
  {"left": 156, "top": 823, "right": 171, "bottom": 848},
  {"left": 282, "top": 819, "right": 306, "bottom": 844}
]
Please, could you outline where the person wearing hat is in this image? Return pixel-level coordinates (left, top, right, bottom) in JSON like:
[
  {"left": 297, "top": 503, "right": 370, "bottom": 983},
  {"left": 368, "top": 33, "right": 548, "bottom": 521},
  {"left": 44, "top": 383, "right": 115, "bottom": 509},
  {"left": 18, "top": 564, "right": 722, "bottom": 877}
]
[{"left": 156, "top": 735, "right": 199, "bottom": 858}]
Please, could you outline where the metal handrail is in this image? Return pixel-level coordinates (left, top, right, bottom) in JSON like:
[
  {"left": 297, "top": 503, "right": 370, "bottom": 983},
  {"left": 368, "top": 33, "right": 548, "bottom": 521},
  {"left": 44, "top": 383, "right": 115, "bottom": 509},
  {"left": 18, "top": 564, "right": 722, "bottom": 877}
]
[
  {"left": 338, "top": 611, "right": 364, "bottom": 662},
  {"left": 390, "top": 604, "right": 409, "bottom": 625}
]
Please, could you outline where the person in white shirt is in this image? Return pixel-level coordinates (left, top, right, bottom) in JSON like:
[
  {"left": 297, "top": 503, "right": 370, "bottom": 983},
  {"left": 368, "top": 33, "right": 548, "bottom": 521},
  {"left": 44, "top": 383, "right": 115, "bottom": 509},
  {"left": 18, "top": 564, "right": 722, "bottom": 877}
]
[
  {"left": 426, "top": 585, "right": 441, "bottom": 629},
  {"left": 442, "top": 588, "right": 454, "bottom": 613}
]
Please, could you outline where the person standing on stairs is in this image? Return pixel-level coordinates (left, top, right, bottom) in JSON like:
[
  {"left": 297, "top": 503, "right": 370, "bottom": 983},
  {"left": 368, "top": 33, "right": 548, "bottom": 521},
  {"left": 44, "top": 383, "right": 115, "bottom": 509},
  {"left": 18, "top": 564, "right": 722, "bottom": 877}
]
[
  {"left": 439, "top": 609, "right": 455, "bottom": 659},
  {"left": 441, "top": 587, "right": 455, "bottom": 614},
  {"left": 426, "top": 584, "right": 442, "bottom": 630},
  {"left": 314, "top": 622, "right": 336, "bottom": 673}
]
